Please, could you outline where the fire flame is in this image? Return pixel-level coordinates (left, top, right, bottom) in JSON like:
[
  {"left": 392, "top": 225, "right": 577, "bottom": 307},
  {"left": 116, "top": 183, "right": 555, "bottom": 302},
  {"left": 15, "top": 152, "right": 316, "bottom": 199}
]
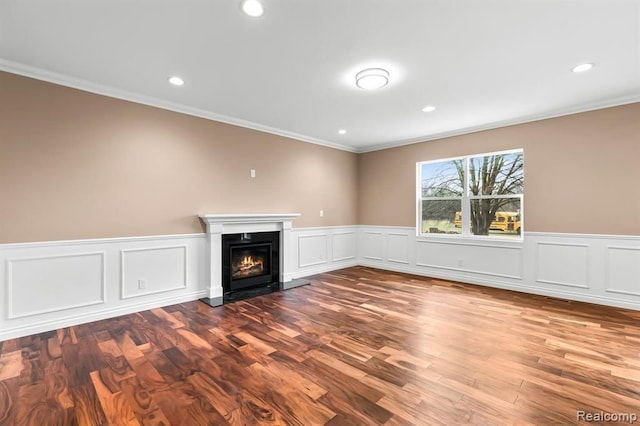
[{"left": 239, "top": 256, "right": 263, "bottom": 270}]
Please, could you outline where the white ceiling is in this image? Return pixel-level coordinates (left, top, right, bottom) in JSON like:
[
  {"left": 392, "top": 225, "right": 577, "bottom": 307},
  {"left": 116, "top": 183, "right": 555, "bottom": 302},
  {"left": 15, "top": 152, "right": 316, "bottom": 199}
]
[{"left": 1, "top": 0, "right": 639, "bottom": 152}]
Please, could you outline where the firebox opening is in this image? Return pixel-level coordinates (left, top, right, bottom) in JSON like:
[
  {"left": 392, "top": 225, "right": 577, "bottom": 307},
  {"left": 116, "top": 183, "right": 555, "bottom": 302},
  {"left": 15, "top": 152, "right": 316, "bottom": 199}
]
[
  {"left": 222, "top": 231, "right": 280, "bottom": 295},
  {"left": 231, "top": 244, "right": 270, "bottom": 281}
]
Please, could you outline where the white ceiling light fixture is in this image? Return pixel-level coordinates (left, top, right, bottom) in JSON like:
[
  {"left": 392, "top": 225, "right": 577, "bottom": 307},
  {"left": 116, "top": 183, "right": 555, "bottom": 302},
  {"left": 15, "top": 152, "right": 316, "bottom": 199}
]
[
  {"left": 422, "top": 105, "right": 436, "bottom": 112},
  {"left": 241, "top": 0, "right": 264, "bottom": 17},
  {"left": 572, "top": 62, "right": 594, "bottom": 73},
  {"left": 168, "top": 76, "right": 184, "bottom": 86},
  {"left": 355, "top": 68, "right": 389, "bottom": 90},
  {"left": 338, "top": 129, "right": 347, "bottom": 135}
]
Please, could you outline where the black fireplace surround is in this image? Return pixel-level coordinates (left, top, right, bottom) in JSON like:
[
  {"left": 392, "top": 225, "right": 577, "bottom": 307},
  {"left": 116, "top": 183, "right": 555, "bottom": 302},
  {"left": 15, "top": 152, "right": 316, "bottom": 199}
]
[{"left": 222, "top": 231, "right": 280, "bottom": 295}]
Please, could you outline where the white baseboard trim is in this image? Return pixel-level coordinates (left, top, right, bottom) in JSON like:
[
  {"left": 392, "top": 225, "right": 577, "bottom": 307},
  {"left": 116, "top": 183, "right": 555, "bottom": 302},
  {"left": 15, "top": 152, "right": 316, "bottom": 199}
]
[
  {"left": 0, "top": 290, "right": 208, "bottom": 341},
  {"left": 291, "top": 259, "right": 359, "bottom": 279},
  {"left": 359, "top": 260, "right": 640, "bottom": 311}
]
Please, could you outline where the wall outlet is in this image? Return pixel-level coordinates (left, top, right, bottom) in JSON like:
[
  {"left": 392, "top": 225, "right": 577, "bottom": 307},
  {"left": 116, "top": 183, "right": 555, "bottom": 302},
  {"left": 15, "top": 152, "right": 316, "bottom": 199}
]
[
  {"left": 138, "top": 279, "right": 147, "bottom": 289},
  {"left": 250, "top": 169, "right": 256, "bottom": 178},
  {"left": 319, "top": 210, "right": 324, "bottom": 217}
]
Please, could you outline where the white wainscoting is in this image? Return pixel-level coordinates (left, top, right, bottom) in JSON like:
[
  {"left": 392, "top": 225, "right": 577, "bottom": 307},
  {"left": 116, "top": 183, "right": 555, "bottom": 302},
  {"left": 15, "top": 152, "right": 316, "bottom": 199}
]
[
  {"left": 357, "top": 226, "right": 640, "bottom": 311},
  {"left": 0, "top": 234, "right": 207, "bottom": 341},
  {"left": 2, "top": 225, "right": 638, "bottom": 340},
  {"left": 0, "top": 226, "right": 359, "bottom": 340},
  {"left": 290, "top": 226, "right": 358, "bottom": 278}
]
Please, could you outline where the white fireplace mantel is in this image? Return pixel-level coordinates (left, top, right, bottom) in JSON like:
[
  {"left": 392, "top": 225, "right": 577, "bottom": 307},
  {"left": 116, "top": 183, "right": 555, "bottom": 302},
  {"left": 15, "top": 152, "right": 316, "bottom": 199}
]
[
  {"left": 199, "top": 213, "right": 301, "bottom": 299},
  {"left": 200, "top": 213, "right": 301, "bottom": 234}
]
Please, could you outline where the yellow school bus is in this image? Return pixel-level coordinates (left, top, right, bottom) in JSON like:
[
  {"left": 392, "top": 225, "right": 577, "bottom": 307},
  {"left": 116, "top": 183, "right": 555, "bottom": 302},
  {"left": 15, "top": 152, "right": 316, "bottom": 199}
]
[{"left": 454, "top": 211, "right": 521, "bottom": 234}]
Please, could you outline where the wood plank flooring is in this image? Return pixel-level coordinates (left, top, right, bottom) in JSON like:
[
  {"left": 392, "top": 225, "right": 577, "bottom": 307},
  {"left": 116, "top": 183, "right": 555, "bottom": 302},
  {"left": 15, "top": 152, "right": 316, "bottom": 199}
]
[{"left": 1, "top": 266, "right": 639, "bottom": 425}]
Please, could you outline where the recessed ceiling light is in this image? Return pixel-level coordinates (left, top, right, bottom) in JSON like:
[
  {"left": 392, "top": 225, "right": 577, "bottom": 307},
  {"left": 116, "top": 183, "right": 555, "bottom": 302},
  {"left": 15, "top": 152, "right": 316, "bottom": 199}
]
[
  {"left": 241, "top": 0, "right": 264, "bottom": 17},
  {"left": 168, "top": 76, "right": 184, "bottom": 86},
  {"left": 422, "top": 105, "right": 436, "bottom": 112},
  {"left": 572, "top": 63, "right": 594, "bottom": 73},
  {"left": 355, "top": 68, "right": 389, "bottom": 90},
  {"left": 338, "top": 129, "right": 347, "bottom": 135}
]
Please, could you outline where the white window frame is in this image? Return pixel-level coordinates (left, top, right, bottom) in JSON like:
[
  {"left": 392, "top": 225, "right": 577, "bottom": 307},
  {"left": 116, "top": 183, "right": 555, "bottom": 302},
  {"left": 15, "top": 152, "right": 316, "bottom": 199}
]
[{"left": 416, "top": 148, "right": 524, "bottom": 240}]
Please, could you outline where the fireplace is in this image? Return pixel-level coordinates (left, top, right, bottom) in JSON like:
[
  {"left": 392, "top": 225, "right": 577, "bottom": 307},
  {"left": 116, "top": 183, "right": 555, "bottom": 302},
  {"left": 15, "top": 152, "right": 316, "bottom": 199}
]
[
  {"left": 222, "top": 231, "right": 280, "bottom": 294},
  {"left": 199, "top": 213, "right": 307, "bottom": 306}
]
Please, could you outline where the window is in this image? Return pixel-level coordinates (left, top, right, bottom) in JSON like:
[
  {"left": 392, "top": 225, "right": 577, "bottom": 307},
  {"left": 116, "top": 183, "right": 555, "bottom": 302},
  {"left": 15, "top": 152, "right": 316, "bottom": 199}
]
[{"left": 417, "top": 149, "right": 524, "bottom": 238}]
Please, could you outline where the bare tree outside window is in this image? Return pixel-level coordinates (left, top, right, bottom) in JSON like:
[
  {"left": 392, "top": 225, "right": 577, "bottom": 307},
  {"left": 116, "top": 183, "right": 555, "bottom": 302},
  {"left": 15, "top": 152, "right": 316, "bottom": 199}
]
[
  {"left": 466, "top": 152, "right": 523, "bottom": 235},
  {"left": 420, "top": 160, "right": 462, "bottom": 234},
  {"left": 419, "top": 150, "right": 524, "bottom": 238}
]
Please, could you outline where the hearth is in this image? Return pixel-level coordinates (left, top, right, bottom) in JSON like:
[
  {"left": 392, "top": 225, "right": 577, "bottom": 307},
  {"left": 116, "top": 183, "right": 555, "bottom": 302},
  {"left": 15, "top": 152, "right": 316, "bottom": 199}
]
[{"left": 222, "top": 231, "right": 280, "bottom": 296}]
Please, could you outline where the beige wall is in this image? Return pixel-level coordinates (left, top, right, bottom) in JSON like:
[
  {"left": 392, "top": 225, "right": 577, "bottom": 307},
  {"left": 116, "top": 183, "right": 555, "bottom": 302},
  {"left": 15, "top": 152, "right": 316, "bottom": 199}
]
[
  {"left": 359, "top": 103, "right": 640, "bottom": 235},
  {"left": 2, "top": 71, "right": 638, "bottom": 244},
  {"left": 0, "top": 72, "right": 358, "bottom": 243}
]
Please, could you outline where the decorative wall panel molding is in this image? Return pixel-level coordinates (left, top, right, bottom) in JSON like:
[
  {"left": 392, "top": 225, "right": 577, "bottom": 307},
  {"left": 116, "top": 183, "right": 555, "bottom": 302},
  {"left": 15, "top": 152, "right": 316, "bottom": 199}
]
[
  {"left": 332, "top": 232, "right": 357, "bottom": 262},
  {"left": 120, "top": 245, "right": 188, "bottom": 299},
  {"left": 387, "top": 233, "right": 410, "bottom": 264},
  {"left": 362, "top": 232, "right": 384, "bottom": 260},
  {"left": 605, "top": 246, "right": 640, "bottom": 296},
  {"left": 416, "top": 240, "right": 522, "bottom": 279},
  {"left": 7, "top": 252, "right": 105, "bottom": 319},
  {"left": 298, "top": 234, "right": 328, "bottom": 268},
  {"left": 535, "top": 242, "right": 589, "bottom": 289}
]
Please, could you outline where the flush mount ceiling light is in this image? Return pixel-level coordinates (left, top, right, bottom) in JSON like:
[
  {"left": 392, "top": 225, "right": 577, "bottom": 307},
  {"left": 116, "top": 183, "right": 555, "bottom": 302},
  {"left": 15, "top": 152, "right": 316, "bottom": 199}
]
[
  {"left": 338, "top": 129, "right": 347, "bottom": 135},
  {"left": 241, "top": 0, "right": 264, "bottom": 17},
  {"left": 355, "top": 68, "right": 389, "bottom": 90},
  {"left": 422, "top": 105, "right": 436, "bottom": 112},
  {"left": 572, "top": 63, "right": 594, "bottom": 73},
  {"left": 168, "top": 76, "right": 184, "bottom": 86}
]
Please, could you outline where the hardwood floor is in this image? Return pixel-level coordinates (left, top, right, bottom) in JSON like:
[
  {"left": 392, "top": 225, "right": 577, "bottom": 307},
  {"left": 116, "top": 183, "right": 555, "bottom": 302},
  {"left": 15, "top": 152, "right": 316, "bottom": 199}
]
[{"left": 1, "top": 266, "right": 639, "bottom": 425}]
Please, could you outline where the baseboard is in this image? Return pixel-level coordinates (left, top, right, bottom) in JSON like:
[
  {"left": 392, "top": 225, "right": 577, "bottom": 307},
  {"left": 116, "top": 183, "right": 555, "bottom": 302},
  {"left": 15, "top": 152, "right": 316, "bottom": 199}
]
[
  {"left": 0, "top": 290, "right": 207, "bottom": 341},
  {"left": 282, "top": 278, "right": 311, "bottom": 290},
  {"left": 291, "top": 259, "right": 359, "bottom": 279},
  {"left": 359, "top": 260, "right": 640, "bottom": 312}
]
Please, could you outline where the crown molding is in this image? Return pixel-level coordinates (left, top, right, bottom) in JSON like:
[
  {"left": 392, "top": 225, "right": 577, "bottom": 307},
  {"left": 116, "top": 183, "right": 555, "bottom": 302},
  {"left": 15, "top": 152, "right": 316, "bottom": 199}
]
[
  {"left": 2, "top": 59, "right": 638, "bottom": 156},
  {"left": 0, "top": 59, "right": 357, "bottom": 153},
  {"left": 356, "top": 93, "right": 640, "bottom": 153}
]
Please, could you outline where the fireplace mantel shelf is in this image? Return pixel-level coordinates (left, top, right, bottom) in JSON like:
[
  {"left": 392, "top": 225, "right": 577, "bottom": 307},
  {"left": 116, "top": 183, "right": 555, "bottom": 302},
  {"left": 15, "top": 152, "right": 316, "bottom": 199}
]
[
  {"left": 199, "top": 213, "right": 301, "bottom": 225},
  {"left": 199, "top": 213, "right": 301, "bottom": 234}
]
